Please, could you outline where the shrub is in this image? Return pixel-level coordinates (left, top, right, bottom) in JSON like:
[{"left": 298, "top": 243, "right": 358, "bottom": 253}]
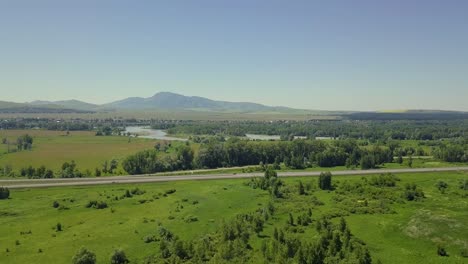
[
  {"left": 72, "top": 247, "right": 96, "bottom": 264},
  {"left": 85, "top": 200, "right": 108, "bottom": 209},
  {"left": 158, "top": 227, "right": 174, "bottom": 241},
  {"left": 52, "top": 201, "right": 60, "bottom": 208},
  {"left": 131, "top": 188, "right": 146, "bottom": 195},
  {"left": 436, "top": 181, "right": 448, "bottom": 193},
  {"left": 165, "top": 189, "right": 176, "bottom": 195},
  {"left": 437, "top": 245, "right": 448, "bottom": 256},
  {"left": 403, "top": 183, "right": 425, "bottom": 201},
  {"left": 460, "top": 247, "right": 468, "bottom": 258},
  {"left": 110, "top": 249, "right": 129, "bottom": 264},
  {"left": 184, "top": 215, "right": 198, "bottom": 223},
  {"left": 143, "top": 235, "right": 157, "bottom": 243},
  {"left": 56, "top": 223, "right": 62, "bottom": 232},
  {"left": 0, "top": 187, "right": 10, "bottom": 199}
]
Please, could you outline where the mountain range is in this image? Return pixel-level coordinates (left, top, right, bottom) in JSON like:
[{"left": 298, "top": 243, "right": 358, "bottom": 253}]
[
  {"left": 0, "top": 92, "right": 309, "bottom": 114},
  {"left": 0, "top": 92, "right": 467, "bottom": 120}
]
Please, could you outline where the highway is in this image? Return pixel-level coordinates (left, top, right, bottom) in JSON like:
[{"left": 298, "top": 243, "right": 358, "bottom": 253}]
[{"left": 1, "top": 167, "right": 467, "bottom": 189}]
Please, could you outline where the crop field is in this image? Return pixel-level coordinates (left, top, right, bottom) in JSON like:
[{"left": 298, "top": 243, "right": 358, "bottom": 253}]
[
  {"left": 0, "top": 171, "right": 466, "bottom": 263},
  {"left": 0, "top": 130, "right": 160, "bottom": 173}
]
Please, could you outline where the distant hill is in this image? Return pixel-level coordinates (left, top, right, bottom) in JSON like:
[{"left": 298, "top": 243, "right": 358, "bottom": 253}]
[
  {"left": 0, "top": 100, "right": 94, "bottom": 114},
  {"left": 30, "top": 99, "right": 99, "bottom": 111},
  {"left": 345, "top": 110, "right": 468, "bottom": 120},
  {"left": 1, "top": 93, "right": 467, "bottom": 119},
  {"left": 103, "top": 92, "right": 303, "bottom": 113}
]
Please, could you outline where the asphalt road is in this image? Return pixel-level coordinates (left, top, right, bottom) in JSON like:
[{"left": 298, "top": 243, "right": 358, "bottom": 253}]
[{"left": 2, "top": 167, "right": 467, "bottom": 189}]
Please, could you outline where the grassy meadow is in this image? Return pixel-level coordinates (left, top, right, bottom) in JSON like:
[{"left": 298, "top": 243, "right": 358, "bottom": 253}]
[
  {"left": 0, "top": 130, "right": 160, "bottom": 173},
  {"left": 0, "top": 171, "right": 466, "bottom": 263}
]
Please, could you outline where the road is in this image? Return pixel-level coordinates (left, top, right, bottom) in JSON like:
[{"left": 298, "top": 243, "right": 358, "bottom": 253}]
[{"left": 2, "top": 167, "right": 467, "bottom": 189}]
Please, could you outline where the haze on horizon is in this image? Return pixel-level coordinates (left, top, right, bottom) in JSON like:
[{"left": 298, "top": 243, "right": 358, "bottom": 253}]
[{"left": 1, "top": 0, "right": 467, "bottom": 111}]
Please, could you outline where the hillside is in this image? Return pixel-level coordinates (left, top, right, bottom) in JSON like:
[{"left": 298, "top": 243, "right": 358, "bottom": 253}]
[{"left": 102, "top": 92, "right": 301, "bottom": 113}]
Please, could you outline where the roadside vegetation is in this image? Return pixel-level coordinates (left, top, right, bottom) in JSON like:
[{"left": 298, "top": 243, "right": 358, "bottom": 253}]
[{"left": 0, "top": 171, "right": 466, "bottom": 263}]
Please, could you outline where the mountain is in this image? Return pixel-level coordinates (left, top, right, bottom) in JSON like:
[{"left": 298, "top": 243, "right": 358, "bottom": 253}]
[
  {"left": 1, "top": 93, "right": 467, "bottom": 119},
  {"left": 103, "top": 92, "right": 298, "bottom": 112}
]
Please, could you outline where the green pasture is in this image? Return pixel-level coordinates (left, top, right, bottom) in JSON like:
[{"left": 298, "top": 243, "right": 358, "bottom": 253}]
[
  {"left": 0, "top": 171, "right": 466, "bottom": 263},
  {"left": 0, "top": 130, "right": 159, "bottom": 173}
]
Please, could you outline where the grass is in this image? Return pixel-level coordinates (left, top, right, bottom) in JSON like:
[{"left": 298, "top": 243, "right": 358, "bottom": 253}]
[
  {"left": 0, "top": 171, "right": 466, "bottom": 263},
  {"left": 0, "top": 130, "right": 159, "bottom": 173},
  {"left": 0, "top": 180, "right": 269, "bottom": 263}
]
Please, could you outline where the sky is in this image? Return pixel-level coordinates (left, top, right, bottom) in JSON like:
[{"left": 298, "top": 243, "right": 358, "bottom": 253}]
[{"left": 1, "top": 0, "right": 467, "bottom": 111}]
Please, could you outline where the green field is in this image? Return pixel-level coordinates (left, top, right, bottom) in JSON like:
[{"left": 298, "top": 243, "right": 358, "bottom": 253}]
[
  {"left": 1, "top": 130, "right": 461, "bottom": 179},
  {"left": 0, "top": 171, "right": 466, "bottom": 263},
  {"left": 0, "top": 130, "right": 159, "bottom": 173}
]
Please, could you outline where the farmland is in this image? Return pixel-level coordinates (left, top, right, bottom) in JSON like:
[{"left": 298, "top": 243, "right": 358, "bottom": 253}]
[
  {"left": 0, "top": 130, "right": 160, "bottom": 173},
  {"left": 0, "top": 171, "right": 466, "bottom": 263}
]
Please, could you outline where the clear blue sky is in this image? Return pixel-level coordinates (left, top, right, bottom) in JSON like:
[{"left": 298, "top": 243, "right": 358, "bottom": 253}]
[{"left": 1, "top": 0, "right": 467, "bottom": 111}]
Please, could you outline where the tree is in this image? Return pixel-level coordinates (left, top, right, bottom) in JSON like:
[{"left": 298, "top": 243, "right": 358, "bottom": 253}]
[
  {"left": 264, "top": 167, "right": 278, "bottom": 179},
  {"left": 318, "top": 172, "right": 332, "bottom": 190},
  {"left": 396, "top": 152, "right": 403, "bottom": 164},
  {"left": 408, "top": 155, "right": 413, "bottom": 168},
  {"left": 110, "top": 249, "right": 129, "bottom": 264},
  {"left": 16, "top": 134, "right": 33, "bottom": 151},
  {"left": 288, "top": 213, "right": 294, "bottom": 226},
  {"left": 109, "top": 159, "right": 118, "bottom": 173},
  {"left": 56, "top": 223, "right": 62, "bottom": 232},
  {"left": 0, "top": 187, "right": 10, "bottom": 199},
  {"left": 72, "top": 247, "right": 96, "bottom": 264},
  {"left": 360, "top": 155, "right": 376, "bottom": 170},
  {"left": 177, "top": 145, "right": 194, "bottom": 170},
  {"left": 60, "top": 161, "right": 82, "bottom": 178},
  {"left": 339, "top": 217, "right": 347, "bottom": 233},
  {"left": 102, "top": 160, "right": 109, "bottom": 174},
  {"left": 298, "top": 181, "right": 305, "bottom": 195}
]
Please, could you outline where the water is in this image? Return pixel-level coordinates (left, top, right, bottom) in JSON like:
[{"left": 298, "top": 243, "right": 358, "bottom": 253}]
[
  {"left": 245, "top": 134, "right": 281, "bottom": 140},
  {"left": 124, "top": 126, "right": 187, "bottom": 141}
]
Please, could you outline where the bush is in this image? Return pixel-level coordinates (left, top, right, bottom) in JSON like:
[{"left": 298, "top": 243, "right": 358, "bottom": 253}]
[
  {"left": 110, "top": 249, "right": 129, "bottom": 264},
  {"left": 0, "top": 187, "right": 10, "bottom": 199},
  {"left": 85, "top": 200, "right": 108, "bottom": 209},
  {"left": 72, "top": 247, "right": 96, "bottom": 264},
  {"left": 404, "top": 183, "right": 425, "bottom": 201},
  {"left": 143, "top": 235, "right": 158, "bottom": 243},
  {"left": 131, "top": 188, "right": 146, "bottom": 195},
  {"left": 436, "top": 181, "right": 448, "bottom": 193},
  {"left": 184, "top": 215, "right": 198, "bottom": 223},
  {"left": 165, "top": 189, "right": 176, "bottom": 195},
  {"left": 56, "top": 223, "right": 62, "bottom": 232},
  {"left": 52, "top": 201, "right": 60, "bottom": 208},
  {"left": 437, "top": 245, "right": 448, "bottom": 256}
]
